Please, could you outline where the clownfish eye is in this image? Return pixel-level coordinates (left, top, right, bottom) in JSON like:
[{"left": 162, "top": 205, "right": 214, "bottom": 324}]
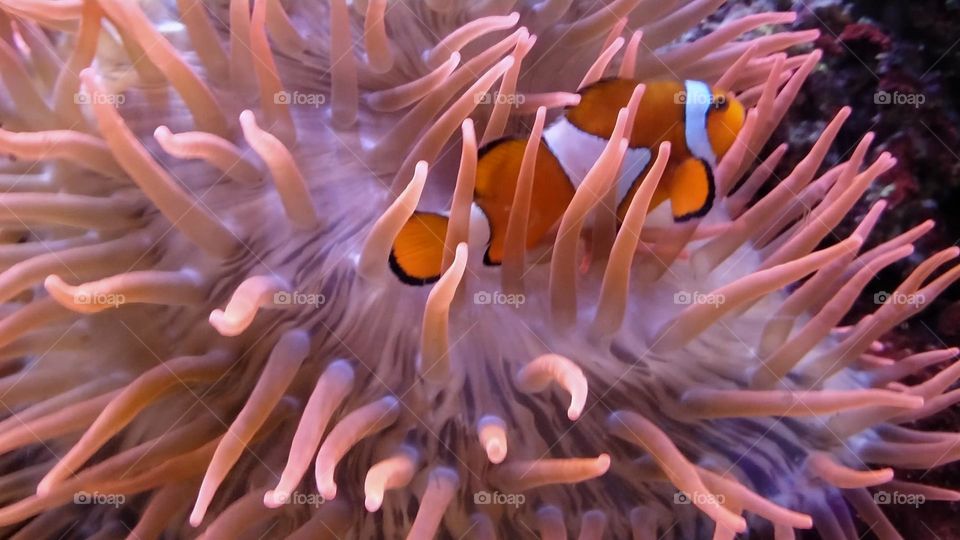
[{"left": 712, "top": 95, "right": 729, "bottom": 112}]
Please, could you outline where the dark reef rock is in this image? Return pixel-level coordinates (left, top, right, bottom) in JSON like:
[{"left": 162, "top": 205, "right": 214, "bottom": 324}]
[
  {"left": 792, "top": 1, "right": 960, "bottom": 537},
  {"left": 711, "top": 1, "right": 960, "bottom": 537}
]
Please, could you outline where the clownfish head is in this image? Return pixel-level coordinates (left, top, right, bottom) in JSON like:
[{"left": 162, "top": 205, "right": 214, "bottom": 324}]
[
  {"left": 677, "top": 80, "right": 746, "bottom": 169},
  {"left": 704, "top": 89, "right": 746, "bottom": 162},
  {"left": 559, "top": 79, "right": 746, "bottom": 162}
]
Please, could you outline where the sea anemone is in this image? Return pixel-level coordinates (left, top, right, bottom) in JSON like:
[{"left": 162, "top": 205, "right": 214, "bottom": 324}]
[{"left": 0, "top": 0, "right": 957, "bottom": 538}]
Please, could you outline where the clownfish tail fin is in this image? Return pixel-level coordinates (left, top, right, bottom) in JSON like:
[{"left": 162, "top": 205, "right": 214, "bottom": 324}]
[{"left": 389, "top": 211, "right": 450, "bottom": 286}]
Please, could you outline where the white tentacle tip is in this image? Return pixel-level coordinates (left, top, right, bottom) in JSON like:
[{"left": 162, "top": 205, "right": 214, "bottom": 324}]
[
  {"left": 478, "top": 415, "right": 508, "bottom": 464},
  {"left": 78, "top": 67, "right": 98, "bottom": 89},
  {"left": 904, "top": 396, "right": 925, "bottom": 409},
  {"left": 35, "top": 480, "right": 52, "bottom": 498},
  {"left": 326, "top": 359, "right": 356, "bottom": 380},
  {"left": 239, "top": 109, "right": 256, "bottom": 125},
  {"left": 567, "top": 406, "right": 583, "bottom": 422},
  {"left": 380, "top": 395, "right": 401, "bottom": 411},
  {"left": 606, "top": 411, "right": 627, "bottom": 430},
  {"left": 318, "top": 481, "right": 338, "bottom": 501},
  {"left": 263, "top": 489, "right": 290, "bottom": 508},
  {"left": 413, "top": 160, "right": 428, "bottom": 178},
  {"left": 208, "top": 309, "right": 242, "bottom": 337},
  {"left": 154, "top": 125, "right": 172, "bottom": 140},
  {"left": 281, "top": 328, "right": 312, "bottom": 353},
  {"left": 876, "top": 468, "right": 895, "bottom": 483},
  {"left": 42, "top": 274, "right": 65, "bottom": 290},
  {"left": 431, "top": 466, "right": 461, "bottom": 488},
  {"left": 487, "top": 441, "right": 506, "bottom": 464},
  {"left": 567, "top": 384, "right": 587, "bottom": 421},
  {"left": 188, "top": 510, "right": 204, "bottom": 527},
  {"left": 597, "top": 453, "right": 611, "bottom": 470},
  {"left": 365, "top": 493, "right": 383, "bottom": 512}
]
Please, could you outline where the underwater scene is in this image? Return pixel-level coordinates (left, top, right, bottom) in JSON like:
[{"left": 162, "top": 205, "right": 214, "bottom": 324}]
[{"left": 0, "top": 0, "right": 957, "bottom": 538}]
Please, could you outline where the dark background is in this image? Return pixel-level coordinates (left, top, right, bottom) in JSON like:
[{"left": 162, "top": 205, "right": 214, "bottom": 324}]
[{"left": 760, "top": 1, "right": 960, "bottom": 537}]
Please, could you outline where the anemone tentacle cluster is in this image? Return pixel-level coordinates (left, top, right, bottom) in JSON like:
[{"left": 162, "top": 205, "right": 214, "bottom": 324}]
[{"left": 0, "top": 0, "right": 957, "bottom": 538}]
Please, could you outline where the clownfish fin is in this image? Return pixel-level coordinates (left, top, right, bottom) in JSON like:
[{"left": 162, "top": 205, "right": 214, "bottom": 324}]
[
  {"left": 668, "top": 157, "right": 715, "bottom": 222},
  {"left": 616, "top": 161, "right": 674, "bottom": 222},
  {"left": 389, "top": 211, "right": 450, "bottom": 286},
  {"left": 474, "top": 137, "right": 574, "bottom": 266}
]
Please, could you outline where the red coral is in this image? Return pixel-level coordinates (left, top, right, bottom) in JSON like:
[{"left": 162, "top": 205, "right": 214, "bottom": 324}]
[
  {"left": 838, "top": 22, "right": 892, "bottom": 51},
  {"left": 877, "top": 135, "right": 920, "bottom": 209},
  {"left": 815, "top": 34, "right": 845, "bottom": 56}
]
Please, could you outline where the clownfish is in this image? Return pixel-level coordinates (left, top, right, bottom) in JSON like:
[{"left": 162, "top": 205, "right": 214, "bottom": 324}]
[{"left": 389, "top": 79, "right": 746, "bottom": 286}]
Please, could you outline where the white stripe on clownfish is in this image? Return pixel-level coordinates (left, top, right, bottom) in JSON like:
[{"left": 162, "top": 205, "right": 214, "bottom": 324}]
[
  {"left": 542, "top": 116, "right": 652, "bottom": 206},
  {"left": 683, "top": 79, "right": 717, "bottom": 169}
]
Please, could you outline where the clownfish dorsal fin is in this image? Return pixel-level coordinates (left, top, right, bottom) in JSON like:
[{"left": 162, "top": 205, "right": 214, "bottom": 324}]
[
  {"left": 564, "top": 78, "right": 639, "bottom": 142},
  {"left": 389, "top": 211, "right": 450, "bottom": 286},
  {"left": 667, "top": 157, "right": 715, "bottom": 221},
  {"left": 474, "top": 137, "right": 575, "bottom": 266},
  {"left": 566, "top": 78, "right": 690, "bottom": 151}
]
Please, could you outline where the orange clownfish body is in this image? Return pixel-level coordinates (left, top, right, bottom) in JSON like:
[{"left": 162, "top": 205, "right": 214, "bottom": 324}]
[{"left": 389, "top": 79, "right": 746, "bottom": 286}]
